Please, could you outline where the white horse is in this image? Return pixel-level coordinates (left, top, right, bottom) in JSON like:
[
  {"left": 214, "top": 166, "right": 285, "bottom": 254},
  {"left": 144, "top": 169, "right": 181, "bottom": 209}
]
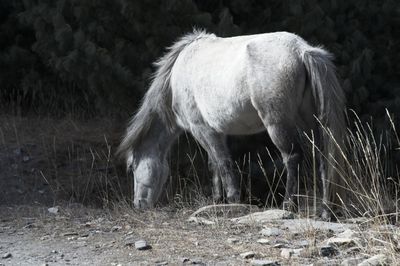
[{"left": 117, "top": 30, "right": 345, "bottom": 219}]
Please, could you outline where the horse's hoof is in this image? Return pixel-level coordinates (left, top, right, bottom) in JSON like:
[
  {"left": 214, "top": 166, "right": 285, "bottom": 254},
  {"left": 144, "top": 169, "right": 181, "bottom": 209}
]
[
  {"left": 321, "top": 209, "right": 332, "bottom": 221},
  {"left": 212, "top": 193, "right": 223, "bottom": 203},
  {"left": 227, "top": 191, "right": 240, "bottom": 203},
  {"left": 133, "top": 198, "right": 152, "bottom": 209},
  {"left": 282, "top": 200, "right": 297, "bottom": 212}
]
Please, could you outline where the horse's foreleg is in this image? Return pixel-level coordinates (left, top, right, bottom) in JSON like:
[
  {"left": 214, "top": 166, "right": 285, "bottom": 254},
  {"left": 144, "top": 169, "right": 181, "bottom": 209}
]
[{"left": 191, "top": 127, "right": 240, "bottom": 203}]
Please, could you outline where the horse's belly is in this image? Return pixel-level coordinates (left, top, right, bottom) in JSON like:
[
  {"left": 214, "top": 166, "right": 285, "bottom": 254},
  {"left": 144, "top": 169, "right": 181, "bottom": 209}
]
[{"left": 200, "top": 100, "right": 265, "bottom": 135}]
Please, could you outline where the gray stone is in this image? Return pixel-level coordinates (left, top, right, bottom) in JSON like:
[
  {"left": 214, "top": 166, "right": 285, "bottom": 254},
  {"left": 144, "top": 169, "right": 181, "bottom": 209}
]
[
  {"left": 135, "top": 240, "right": 151, "bottom": 250},
  {"left": 358, "top": 254, "right": 388, "bottom": 266},
  {"left": 186, "top": 216, "right": 215, "bottom": 225},
  {"left": 232, "top": 209, "right": 294, "bottom": 224},
  {"left": 215, "top": 262, "right": 231, "bottom": 266},
  {"left": 256, "top": 238, "right": 271, "bottom": 245},
  {"left": 344, "top": 217, "right": 369, "bottom": 224},
  {"left": 227, "top": 238, "right": 239, "bottom": 244},
  {"left": 337, "top": 229, "right": 358, "bottom": 238},
  {"left": 326, "top": 237, "right": 358, "bottom": 248},
  {"left": 280, "top": 248, "right": 303, "bottom": 259},
  {"left": 124, "top": 236, "right": 136, "bottom": 246},
  {"left": 190, "top": 258, "right": 206, "bottom": 265},
  {"left": 1, "top": 253, "right": 11, "bottom": 259},
  {"left": 111, "top": 225, "right": 122, "bottom": 232},
  {"left": 340, "top": 257, "right": 364, "bottom": 266},
  {"left": 13, "top": 148, "right": 22, "bottom": 156},
  {"left": 190, "top": 204, "right": 259, "bottom": 219},
  {"left": 293, "top": 240, "right": 310, "bottom": 248},
  {"left": 181, "top": 257, "right": 190, "bottom": 263},
  {"left": 280, "top": 219, "right": 356, "bottom": 233},
  {"left": 251, "top": 259, "right": 280, "bottom": 266},
  {"left": 48, "top": 207, "right": 59, "bottom": 215},
  {"left": 260, "top": 227, "right": 283, "bottom": 237},
  {"left": 240, "top": 251, "right": 255, "bottom": 259},
  {"left": 155, "top": 260, "right": 168, "bottom": 265},
  {"left": 319, "top": 245, "right": 338, "bottom": 257},
  {"left": 314, "top": 258, "right": 342, "bottom": 265}
]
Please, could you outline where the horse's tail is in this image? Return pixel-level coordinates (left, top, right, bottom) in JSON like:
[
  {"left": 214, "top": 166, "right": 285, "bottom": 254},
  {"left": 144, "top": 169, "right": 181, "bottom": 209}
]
[
  {"left": 299, "top": 44, "right": 346, "bottom": 210},
  {"left": 117, "top": 29, "right": 209, "bottom": 158}
]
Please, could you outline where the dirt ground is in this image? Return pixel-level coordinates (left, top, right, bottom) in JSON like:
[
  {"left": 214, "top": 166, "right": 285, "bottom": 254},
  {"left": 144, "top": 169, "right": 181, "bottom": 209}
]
[
  {"left": 0, "top": 115, "right": 273, "bottom": 265},
  {"left": 0, "top": 205, "right": 271, "bottom": 265},
  {"left": 0, "top": 115, "right": 398, "bottom": 265}
]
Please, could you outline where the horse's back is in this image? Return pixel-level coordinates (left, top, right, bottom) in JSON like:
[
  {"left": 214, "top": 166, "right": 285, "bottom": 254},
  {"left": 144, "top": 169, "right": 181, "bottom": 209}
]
[{"left": 170, "top": 32, "right": 309, "bottom": 134}]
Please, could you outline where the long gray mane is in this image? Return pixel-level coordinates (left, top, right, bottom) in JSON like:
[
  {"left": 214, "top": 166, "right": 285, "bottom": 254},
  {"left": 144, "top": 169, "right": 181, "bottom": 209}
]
[{"left": 117, "top": 29, "right": 213, "bottom": 157}]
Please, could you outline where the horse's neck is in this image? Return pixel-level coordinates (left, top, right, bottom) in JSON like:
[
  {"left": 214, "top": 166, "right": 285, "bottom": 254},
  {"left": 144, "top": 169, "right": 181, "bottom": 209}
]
[{"left": 141, "top": 115, "right": 178, "bottom": 155}]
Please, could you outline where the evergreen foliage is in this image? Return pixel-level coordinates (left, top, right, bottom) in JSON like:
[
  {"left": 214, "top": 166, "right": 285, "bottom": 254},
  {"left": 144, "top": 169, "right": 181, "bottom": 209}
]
[{"left": 0, "top": 0, "right": 399, "bottom": 121}]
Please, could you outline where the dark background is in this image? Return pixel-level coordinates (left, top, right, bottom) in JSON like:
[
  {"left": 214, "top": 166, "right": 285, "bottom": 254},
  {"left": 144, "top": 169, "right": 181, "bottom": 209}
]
[{"left": 1, "top": 0, "right": 399, "bottom": 122}]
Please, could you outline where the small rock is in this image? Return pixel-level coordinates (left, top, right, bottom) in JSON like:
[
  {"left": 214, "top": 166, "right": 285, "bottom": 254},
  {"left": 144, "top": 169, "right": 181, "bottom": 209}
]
[
  {"left": 62, "top": 232, "right": 78, "bottom": 237},
  {"left": 345, "top": 246, "right": 362, "bottom": 254},
  {"left": 111, "top": 225, "right": 122, "bottom": 232},
  {"left": 48, "top": 207, "right": 59, "bottom": 215},
  {"left": 344, "top": 217, "right": 369, "bottom": 224},
  {"left": 190, "top": 204, "right": 259, "bottom": 219},
  {"left": 293, "top": 240, "right": 310, "bottom": 248},
  {"left": 124, "top": 236, "right": 136, "bottom": 246},
  {"left": 232, "top": 209, "right": 294, "bottom": 224},
  {"left": 1, "top": 253, "right": 11, "bottom": 259},
  {"left": 341, "top": 257, "right": 365, "bottom": 266},
  {"left": 240, "top": 251, "right": 255, "bottom": 259},
  {"left": 181, "top": 257, "right": 190, "bottom": 263},
  {"left": 260, "top": 227, "right": 283, "bottom": 237},
  {"left": 315, "top": 258, "right": 342, "bottom": 265},
  {"left": 358, "top": 254, "right": 388, "bottom": 266},
  {"left": 186, "top": 216, "right": 215, "bottom": 225},
  {"left": 190, "top": 258, "right": 206, "bottom": 265},
  {"left": 280, "top": 248, "right": 303, "bottom": 259},
  {"left": 215, "top": 262, "right": 230, "bottom": 266},
  {"left": 281, "top": 219, "right": 355, "bottom": 233},
  {"left": 326, "top": 237, "right": 357, "bottom": 248},
  {"left": 227, "top": 238, "right": 239, "bottom": 244},
  {"left": 135, "top": 240, "right": 151, "bottom": 250},
  {"left": 337, "top": 229, "right": 357, "bottom": 239},
  {"left": 272, "top": 243, "right": 286, "bottom": 248},
  {"left": 13, "top": 148, "right": 22, "bottom": 156},
  {"left": 257, "top": 238, "right": 271, "bottom": 245},
  {"left": 251, "top": 260, "right": 280, "bottom": 266},
  {"left": 155, "top": 260, "right": 168, "bottom": 265},
  {"left": 319, "top": 245, "right": 338, "bottom": 257}
]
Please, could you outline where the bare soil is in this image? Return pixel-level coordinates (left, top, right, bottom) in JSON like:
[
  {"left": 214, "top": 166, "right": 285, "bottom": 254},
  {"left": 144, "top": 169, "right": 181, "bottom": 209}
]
[
  {"left": 0, "top": 115, "right": 398, "bottom": 265},
  {"left": 1, "top": 205, "right": 269, "bottom": 265}
]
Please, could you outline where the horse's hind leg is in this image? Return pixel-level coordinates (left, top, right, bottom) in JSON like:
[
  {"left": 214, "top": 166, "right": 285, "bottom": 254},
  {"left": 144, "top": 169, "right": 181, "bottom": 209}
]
[
  {"left": 208, "top": 157, "right": 223, "bottom": 201},
  {"left": 263, "top": 121, "right": 302, "bottom": 211},
  {"left": 190, "top": 127, "right": 240, "bottom": 202}
]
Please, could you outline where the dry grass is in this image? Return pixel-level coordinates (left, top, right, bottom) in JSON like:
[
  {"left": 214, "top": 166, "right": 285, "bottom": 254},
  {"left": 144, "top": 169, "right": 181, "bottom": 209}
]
[{"left": 1, "top": 111, "right": 400, "bottom": 263}]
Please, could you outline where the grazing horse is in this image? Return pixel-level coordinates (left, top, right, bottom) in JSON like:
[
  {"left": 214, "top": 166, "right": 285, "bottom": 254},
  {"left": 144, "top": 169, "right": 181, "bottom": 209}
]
[{"left": 117, "top": 30, "right": 345, "bottom": 219}]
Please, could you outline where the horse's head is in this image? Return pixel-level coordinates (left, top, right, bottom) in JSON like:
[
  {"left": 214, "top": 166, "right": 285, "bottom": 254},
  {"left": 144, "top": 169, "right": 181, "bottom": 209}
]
[{"left": 127, "top": 149, "right": 169, "bottom": 209}]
